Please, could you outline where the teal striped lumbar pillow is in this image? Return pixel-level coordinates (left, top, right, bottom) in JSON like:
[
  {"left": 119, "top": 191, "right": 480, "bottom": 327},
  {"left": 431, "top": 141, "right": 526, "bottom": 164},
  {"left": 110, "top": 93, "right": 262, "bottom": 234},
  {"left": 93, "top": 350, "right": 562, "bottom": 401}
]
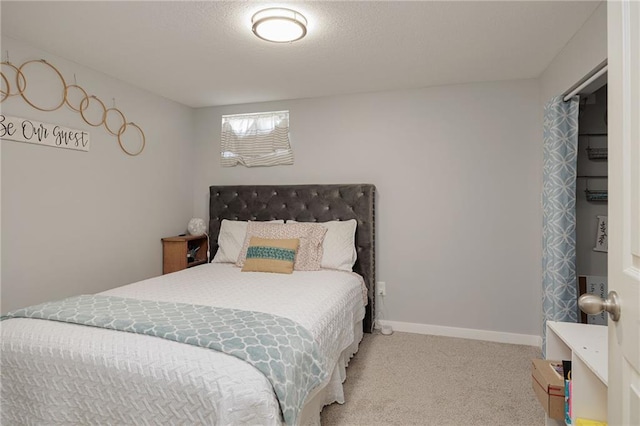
[{"left": 241, "top": 237, "right": 299, "bottom": 274}]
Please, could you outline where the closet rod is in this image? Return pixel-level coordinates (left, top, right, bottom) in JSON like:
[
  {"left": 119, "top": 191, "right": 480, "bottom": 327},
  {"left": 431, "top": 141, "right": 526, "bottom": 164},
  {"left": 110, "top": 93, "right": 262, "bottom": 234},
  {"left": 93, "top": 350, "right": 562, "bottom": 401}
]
[
  {"left": 563, "top": 61, "right": 608, "bottom": 101},
  {"left": 577, "top": 175, "right": 607, "bottom": 178}
]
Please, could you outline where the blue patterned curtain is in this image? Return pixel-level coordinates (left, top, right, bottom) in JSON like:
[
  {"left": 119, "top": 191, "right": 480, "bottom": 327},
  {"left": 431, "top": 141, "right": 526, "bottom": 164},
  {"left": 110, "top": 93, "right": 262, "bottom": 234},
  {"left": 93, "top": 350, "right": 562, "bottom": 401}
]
[{"left": 542, "top": 95, "right": 579, "bottom": 354}]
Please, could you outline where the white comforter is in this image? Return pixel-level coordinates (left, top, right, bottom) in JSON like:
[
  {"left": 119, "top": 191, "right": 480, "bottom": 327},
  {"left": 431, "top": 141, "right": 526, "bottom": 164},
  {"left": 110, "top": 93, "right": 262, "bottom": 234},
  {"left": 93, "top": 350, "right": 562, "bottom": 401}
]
[{"left": 1, "top": 264, "right": 367, "bottom": 425}]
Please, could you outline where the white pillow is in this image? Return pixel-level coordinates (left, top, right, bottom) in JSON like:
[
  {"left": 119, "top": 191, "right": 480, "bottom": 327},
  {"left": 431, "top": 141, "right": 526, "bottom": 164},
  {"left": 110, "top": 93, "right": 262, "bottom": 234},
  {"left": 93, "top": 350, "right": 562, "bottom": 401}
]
[
  {"left": 212, "top": 219, "right": 284, "bottom": 264},
  {"left": 289, "top": 219, "right": 357, "bottom": 271}
]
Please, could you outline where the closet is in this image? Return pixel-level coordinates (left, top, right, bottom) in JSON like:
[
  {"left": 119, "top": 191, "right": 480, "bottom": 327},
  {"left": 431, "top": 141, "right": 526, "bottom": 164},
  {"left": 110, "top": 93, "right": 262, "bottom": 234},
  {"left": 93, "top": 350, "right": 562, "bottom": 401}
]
[{"left": 576, "top": 84, "right": 608, "bottom": 325}]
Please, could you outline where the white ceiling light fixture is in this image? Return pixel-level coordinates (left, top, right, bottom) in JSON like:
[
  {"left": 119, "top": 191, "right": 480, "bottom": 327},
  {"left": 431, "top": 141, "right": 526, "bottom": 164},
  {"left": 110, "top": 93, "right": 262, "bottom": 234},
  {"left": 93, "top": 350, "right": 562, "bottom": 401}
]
[{"left": 251, "top": 8, "right": 307, "bottom": 43}]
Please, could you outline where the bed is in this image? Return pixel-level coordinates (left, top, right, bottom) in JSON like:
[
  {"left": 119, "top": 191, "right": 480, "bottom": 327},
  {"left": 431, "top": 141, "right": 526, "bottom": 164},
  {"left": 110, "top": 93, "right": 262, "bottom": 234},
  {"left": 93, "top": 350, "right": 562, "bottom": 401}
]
[{"left": 1, "top": 183, "right": 376, "bottom": 425}]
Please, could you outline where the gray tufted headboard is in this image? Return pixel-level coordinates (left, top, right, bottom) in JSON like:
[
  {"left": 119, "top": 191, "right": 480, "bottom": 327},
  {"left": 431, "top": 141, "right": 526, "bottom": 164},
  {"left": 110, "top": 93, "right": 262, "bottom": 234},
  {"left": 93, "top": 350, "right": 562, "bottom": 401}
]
[{"left": 209, "top": 184, "right": 376, "bottom": 333}]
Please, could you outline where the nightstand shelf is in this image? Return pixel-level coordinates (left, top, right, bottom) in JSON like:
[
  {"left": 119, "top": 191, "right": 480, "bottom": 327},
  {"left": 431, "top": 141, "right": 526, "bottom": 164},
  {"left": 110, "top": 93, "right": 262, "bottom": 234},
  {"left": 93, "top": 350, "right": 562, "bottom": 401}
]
[
  {"left": 161, "top": 234, "right": 208, "bottom": 274},
  {"left": 545, "top": 321, "right": 608, "bottom": 425}
]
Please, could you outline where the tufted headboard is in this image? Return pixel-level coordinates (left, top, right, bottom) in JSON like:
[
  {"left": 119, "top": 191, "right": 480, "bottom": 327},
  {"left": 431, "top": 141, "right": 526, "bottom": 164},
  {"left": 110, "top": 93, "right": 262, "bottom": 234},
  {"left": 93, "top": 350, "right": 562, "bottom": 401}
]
[{"left": 209, "top": 184, "right": 376, "bottom": 332}]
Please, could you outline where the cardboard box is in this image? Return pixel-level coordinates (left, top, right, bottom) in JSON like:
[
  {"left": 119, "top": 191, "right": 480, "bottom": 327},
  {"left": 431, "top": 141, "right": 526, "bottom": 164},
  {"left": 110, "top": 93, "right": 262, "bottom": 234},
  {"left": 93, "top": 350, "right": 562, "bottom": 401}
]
[{"left": 531, "top": 359, "right": 565, "bottom": 420}]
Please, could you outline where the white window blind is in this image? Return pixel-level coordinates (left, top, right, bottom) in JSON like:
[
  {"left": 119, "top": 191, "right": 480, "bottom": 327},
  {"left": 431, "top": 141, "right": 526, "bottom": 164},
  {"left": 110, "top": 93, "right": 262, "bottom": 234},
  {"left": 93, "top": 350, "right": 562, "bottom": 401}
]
[{"left": 221, "top": 110, "right": 293, "bottom": 167}]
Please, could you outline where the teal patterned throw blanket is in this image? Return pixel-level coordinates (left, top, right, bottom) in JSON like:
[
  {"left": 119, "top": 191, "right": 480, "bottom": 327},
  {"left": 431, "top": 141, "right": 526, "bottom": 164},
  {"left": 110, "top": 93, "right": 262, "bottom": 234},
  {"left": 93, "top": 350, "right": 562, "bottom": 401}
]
[{"left": 2, "top": 294, "right": 328, "bottom": 425}]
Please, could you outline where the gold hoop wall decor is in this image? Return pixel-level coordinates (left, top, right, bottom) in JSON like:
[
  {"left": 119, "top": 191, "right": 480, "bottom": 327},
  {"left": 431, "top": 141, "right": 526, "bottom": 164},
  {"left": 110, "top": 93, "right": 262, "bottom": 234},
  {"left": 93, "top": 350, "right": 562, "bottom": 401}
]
[
  {"left": 118, "top": 122, "right": 146, "bottom": 156},
  {"left": 64, "top": 84, "right": 88, "bottom": 112},
  {"left": 1, "top": 57, "right": 146, "bottom": 156},
  {"left": 0, "top": 61, "right": 27, "bottom": 99},
  {"left": 18, "top": 59, "right": 66, "bottom": 112},
  {"left": 104, "top": 107, "right": 126, "bottom": 137},
  {"left": 0, "top": 72, "right": 8, "bottom": 102},
  {"left": 79, "top": 95, "right": 106, "bottom": 127}
]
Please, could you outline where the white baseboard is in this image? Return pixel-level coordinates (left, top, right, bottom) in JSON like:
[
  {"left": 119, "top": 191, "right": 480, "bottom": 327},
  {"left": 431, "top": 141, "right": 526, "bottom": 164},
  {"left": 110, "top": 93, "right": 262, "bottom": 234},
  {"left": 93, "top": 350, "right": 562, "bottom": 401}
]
[{"left": 376, "top": 319, "right": 542, "bottom": 347}]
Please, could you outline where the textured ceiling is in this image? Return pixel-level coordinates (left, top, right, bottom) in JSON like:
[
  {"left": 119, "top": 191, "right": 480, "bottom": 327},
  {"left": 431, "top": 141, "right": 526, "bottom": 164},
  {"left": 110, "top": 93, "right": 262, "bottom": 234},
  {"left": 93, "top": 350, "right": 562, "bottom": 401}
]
[{"left": 1, "top": 1, "right": 600, "bottom": 108}]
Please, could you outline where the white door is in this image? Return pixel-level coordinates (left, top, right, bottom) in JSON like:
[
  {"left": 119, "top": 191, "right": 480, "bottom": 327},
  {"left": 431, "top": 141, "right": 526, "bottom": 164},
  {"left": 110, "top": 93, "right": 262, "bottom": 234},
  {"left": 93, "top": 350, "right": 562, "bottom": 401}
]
[{"left": 608, "top": 1, "right": 640, "bottom": 425}]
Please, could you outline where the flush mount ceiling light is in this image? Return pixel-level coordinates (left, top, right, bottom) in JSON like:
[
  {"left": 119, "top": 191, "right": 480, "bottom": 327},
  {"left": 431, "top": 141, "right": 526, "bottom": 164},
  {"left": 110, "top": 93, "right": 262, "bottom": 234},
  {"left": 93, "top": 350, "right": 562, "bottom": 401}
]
[{"left": 251, "top": 8, "right": 307, "bottom": 43}]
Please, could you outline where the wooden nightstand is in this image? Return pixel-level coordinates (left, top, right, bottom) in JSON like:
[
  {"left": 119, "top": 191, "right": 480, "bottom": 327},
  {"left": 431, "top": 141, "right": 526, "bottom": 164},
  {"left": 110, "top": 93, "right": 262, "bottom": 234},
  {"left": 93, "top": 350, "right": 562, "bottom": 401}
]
[{"left": 161, "top": 234, "right": 208, "bottom": 274}]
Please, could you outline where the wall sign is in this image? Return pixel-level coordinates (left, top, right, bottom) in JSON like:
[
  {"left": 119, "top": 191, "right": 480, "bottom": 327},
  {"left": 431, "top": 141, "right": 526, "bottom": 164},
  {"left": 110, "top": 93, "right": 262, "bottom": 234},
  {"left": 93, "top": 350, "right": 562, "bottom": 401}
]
[
  {"left": 0, "top": 114, "right": 90, "bottom": 152},
  {"left": 593, "top": 215, "right": 608, "bottom": 252}
]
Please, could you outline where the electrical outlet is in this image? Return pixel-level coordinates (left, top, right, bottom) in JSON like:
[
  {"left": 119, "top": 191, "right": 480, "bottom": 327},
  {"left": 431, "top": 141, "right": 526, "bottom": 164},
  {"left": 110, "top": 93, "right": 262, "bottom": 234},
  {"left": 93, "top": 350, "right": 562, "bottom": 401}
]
[{"left": 377, "top": 281, "right": 386, "bottom": 296}]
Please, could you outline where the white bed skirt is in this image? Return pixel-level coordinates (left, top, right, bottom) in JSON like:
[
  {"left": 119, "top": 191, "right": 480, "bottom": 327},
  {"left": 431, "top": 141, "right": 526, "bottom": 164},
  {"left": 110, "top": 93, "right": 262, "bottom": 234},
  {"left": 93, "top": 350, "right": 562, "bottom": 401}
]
[{"left": 300, "top": 321, "right": 364, "bottom": 425}]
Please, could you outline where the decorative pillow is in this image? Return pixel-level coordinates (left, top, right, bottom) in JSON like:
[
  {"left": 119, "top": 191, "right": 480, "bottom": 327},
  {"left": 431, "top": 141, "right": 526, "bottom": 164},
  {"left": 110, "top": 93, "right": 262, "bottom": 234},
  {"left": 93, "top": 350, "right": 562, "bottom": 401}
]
[
  {"left": 241, "top": 237, "right": 299, "bottom": 274},
  {"left": 290, "top": 219, "right": 358, "bottom": 271},
  {"left": 212, "top": 219, "right": 284, "bottom": 264},
  {"left": 236, "top": 222, "right": 327, "bottom": 271}
]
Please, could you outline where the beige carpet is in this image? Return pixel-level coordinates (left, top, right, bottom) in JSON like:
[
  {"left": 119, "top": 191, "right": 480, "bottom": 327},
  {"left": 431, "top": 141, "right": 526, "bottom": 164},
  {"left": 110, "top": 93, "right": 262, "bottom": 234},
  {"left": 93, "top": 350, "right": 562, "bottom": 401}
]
[{"left": 321, "top": 331, "right": 546, "bottom": 426}]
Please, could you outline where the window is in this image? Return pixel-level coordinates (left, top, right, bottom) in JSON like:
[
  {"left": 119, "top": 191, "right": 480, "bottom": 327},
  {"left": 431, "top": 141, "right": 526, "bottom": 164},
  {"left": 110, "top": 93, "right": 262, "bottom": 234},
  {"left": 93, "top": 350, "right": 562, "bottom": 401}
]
[{"left": 221, "top": 110, "right": 293, "bottom": 167}]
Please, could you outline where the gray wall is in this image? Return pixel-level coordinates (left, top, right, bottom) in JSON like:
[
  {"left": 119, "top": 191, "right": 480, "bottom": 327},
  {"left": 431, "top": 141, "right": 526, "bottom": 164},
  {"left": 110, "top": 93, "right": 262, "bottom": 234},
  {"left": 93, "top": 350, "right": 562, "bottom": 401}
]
[
  {"left": 540, "top": 2, "right": 607, "bottom": 103},
  {"left": 193, "top": 80, "right": 544, "bottom": 338},
  {"left": 0, "top": 1, "right": 608, "bottom": 340},
  {"left": 1, "top": 37, "right": 195, "bottom": 313}
]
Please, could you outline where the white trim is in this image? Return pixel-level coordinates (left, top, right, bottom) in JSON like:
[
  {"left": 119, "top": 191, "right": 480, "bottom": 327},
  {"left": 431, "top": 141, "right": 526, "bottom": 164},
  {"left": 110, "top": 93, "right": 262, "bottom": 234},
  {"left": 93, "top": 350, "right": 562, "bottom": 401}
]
[{"left": 376, "top": 319, "right": 542, "bottom": 347}]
